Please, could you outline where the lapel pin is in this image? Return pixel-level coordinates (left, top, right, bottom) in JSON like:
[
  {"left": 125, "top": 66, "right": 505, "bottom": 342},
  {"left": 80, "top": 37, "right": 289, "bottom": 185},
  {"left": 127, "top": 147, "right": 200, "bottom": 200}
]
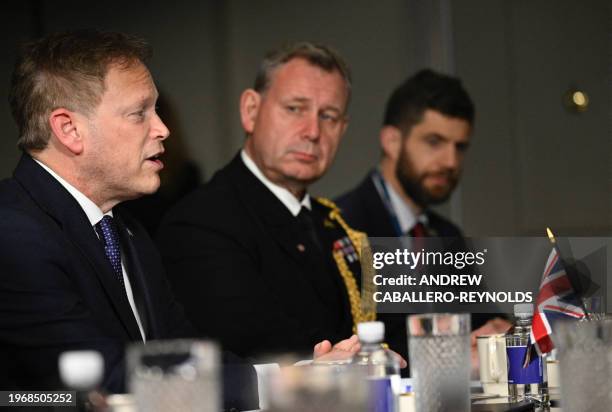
[{"left": 297, "top": 243, "right": 305, "bottom": 252}]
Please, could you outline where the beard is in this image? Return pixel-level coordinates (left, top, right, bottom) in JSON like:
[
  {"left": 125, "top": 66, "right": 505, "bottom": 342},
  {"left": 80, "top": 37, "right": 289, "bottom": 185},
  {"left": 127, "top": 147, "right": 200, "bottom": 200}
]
[{"left": 395, "top": 149, "right": 459, "bottom": 208}]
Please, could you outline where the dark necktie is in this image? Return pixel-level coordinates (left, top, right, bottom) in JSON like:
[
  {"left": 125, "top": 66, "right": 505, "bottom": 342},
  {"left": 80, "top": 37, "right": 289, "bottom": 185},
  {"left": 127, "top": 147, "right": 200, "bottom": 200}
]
[
  {"left": 297, "top": 207, "right": 323, "bottom": 254},
  {"left": 409, "top": 221, "right": 429, "bottom": 255},
  {"left": 409, "top": 221, "right": 428, "bottom": 238},
  {"left": 94, "top": 215, "right": 125, "bottom": 290}
]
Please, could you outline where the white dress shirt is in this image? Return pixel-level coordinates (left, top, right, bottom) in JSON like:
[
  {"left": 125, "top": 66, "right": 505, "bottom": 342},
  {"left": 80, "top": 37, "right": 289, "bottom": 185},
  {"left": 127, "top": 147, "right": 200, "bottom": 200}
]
[
  {"left": 241, "top": 150, "right": 311, "bottom": 215},
  {"left": 34, "top": 159, "right": 146, "bottom": 342},
  {"left": 385, "top": 180, "right": 419, "bottom": 234},
  {"left": 375, "top": 172, "right": 429, "bottom": 234}
]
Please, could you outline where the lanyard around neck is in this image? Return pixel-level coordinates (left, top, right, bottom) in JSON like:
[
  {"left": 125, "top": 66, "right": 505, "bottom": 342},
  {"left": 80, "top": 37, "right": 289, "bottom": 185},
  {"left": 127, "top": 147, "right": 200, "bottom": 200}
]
[{"left": 371, "top": 169, "right": 405, "bottom": 237}]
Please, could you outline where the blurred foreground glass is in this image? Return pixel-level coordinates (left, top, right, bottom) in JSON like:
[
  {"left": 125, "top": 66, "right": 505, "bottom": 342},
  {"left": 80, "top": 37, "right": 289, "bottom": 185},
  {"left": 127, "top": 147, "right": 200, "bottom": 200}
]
[
  {"left": 582, "top": 296, "right": 606, "bottom": 321},
  {"left": 127, "top": 339, "right": 219, "bottom": 412},
  {"left": 266, "top": 363, "right": 368, "bottom": 412},
  {"left": 408, "top": 313, "right": 471, "bottom": 412},
  {"left": 554, "top": 319, "right": 612, "bottom": 411}
]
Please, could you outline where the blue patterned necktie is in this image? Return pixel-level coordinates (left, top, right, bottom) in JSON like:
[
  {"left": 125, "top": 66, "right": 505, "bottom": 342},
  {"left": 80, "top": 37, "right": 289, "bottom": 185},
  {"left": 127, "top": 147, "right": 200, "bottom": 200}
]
[{"left": 94, "top": 215, "right": 125, "bottom": 289}]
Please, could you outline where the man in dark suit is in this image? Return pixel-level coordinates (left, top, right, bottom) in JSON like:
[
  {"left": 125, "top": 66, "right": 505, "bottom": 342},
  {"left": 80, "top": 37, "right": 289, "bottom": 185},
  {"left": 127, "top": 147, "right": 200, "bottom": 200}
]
[
  {"left": 157, "top": 43, "right": 376, "bottom": 360},
  {"left": 336, "top": 69, "right": 510, "bottom": 366},
  {"left": 336, "top": 69, "right": 474, "bottom": 240},
  {"left": 0, "top": 30, "right": 264, "bottom": 410}
]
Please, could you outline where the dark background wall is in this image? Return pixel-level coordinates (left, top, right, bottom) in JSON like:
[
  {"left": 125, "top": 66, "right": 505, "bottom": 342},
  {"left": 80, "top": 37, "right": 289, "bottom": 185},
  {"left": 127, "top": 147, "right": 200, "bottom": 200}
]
[{"left": 1, "top": 0, "right": 610, "bottom": 236}]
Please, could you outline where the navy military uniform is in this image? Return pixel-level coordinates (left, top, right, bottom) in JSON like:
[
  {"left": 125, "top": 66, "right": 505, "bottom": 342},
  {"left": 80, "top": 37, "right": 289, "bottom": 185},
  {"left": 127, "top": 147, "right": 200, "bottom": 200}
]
[{"left": 157, "top": 153, "right": 373, "bottom": 360}]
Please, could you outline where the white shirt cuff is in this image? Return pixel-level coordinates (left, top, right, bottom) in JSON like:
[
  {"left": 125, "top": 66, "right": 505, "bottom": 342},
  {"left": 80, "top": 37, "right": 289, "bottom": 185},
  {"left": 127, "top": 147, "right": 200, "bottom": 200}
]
[{"left": 253, "top": 363, "right": 281, "bottom": 410}]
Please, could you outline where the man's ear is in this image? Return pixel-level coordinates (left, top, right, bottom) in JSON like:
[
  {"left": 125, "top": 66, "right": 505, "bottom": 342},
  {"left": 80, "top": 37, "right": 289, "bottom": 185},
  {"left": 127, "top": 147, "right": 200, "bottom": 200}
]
[
  {"left": 239, "top": 89, "right": 261, "bottom": 134},
  {"left": 379, "top": 125, "right": 403, "bottom": 162},
  {"left": 48, "top": 108, "right": 85, "bottom": 155}
]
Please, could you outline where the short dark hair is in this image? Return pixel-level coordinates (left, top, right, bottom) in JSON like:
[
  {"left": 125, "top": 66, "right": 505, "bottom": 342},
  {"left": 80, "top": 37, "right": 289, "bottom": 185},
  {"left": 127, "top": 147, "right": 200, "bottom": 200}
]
[
  {"left": 383, "top": 69, "right": 475, "bottom": 134},
  {"left": 253, "top": 41, "right": 352, "bottom": 105},
  {"left": 9, "top": 29, "right": 151, "bottom": 152}
]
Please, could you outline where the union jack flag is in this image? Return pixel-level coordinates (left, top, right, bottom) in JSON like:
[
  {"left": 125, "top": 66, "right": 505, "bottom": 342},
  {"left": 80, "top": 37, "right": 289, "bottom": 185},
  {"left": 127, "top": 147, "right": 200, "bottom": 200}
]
[{"left": 530, "top": 247, "right": 586, "bottom": 355}]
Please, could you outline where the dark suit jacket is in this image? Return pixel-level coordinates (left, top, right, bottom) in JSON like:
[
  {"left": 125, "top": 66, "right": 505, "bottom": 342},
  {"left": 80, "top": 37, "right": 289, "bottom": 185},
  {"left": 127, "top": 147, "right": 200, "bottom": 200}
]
[
  {"left": 0, "top": 155, "right": 257, "bottom": 411},
  {"left": 336, "top": 172, "right": 493, "bottom": 365},
  {"left": 157, "top": 153, "right": 357, "bottom": 360},
  {"left": 335, "top": 172, "right": 463, "bottom": 239}
]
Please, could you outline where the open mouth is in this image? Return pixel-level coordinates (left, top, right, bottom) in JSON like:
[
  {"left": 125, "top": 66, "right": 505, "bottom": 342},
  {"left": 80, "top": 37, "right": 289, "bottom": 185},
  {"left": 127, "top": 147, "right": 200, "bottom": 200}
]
[{"left": 145, "top": 153, "right": 164, "bottom": 168}]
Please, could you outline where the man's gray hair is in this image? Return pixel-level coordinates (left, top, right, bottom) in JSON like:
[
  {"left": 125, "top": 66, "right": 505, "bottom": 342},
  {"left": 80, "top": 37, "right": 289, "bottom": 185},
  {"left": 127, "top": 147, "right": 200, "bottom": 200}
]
[{"left": 253, "top": 41, "right": 352, "bottom": 105}]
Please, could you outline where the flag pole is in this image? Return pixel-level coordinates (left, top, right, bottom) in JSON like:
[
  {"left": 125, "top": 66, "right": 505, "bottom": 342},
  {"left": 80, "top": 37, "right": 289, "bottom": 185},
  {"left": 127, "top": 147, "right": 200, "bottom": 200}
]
[{"left": 546, "top": 227, "right": 591, "bottom": 320}]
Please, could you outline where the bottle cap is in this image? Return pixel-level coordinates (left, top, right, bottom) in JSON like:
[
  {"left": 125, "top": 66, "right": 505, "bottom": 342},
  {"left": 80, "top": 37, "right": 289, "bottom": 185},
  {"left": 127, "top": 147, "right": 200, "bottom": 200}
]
[
  {"left": 357, "top": 321, "right": 385, "bottom": 343},
  {"left": 59, "top": 350, "right": 104, "bottom": 390},
  {"left": 514, "top": 303, "right": 534, "bottom": 317}
]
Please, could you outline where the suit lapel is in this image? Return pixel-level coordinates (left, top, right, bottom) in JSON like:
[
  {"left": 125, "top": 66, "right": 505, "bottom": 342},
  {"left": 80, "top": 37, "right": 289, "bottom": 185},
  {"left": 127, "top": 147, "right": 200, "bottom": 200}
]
[
  {"left": 13, "top": 155, "right": 142, "bottom": 341},
  {"left": 228, "top": 155, "right": 312, "bottom": 265},
  {"left": 226, "top": 155, "right": 348, "bottom": 311},
  {"left": 361, "top": 173, "right": 400, "bottom": 236},
  {"left": 266, "top": 223, "right": 315, "bottom": 264},
  {"left": 114, "top": 213, "right": 155, "bottom": 340}
]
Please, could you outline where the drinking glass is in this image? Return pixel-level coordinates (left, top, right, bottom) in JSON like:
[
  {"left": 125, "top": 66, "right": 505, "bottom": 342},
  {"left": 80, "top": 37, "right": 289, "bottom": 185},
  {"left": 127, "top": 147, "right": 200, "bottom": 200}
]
[
  {"left": 408, "top": 313, "right": 471, "bottom": 412},
  {"left": 554, "top": 319, "right": 612, "bottom": 411},
  {"left": 127, "top": 339, "right": 220, "bottom": 412},
  {"left": 266, "top": 363, "right": 368, "bottom": 412}
]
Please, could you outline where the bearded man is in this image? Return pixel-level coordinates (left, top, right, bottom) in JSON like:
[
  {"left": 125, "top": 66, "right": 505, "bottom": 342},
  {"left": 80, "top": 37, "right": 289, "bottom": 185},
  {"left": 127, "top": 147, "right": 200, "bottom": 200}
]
[{"left": 336, "top": 69, "right": 510, "bottom": 366}]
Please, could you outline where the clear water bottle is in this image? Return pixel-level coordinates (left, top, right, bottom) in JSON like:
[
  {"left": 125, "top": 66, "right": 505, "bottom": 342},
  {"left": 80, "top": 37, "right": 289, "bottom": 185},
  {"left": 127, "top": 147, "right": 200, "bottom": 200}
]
[
  {"left": 505, "top": 304, "right": 549, "bottom": 405},
  {"left": 352, "top": 321, "right": 401, "bottom": 412}
]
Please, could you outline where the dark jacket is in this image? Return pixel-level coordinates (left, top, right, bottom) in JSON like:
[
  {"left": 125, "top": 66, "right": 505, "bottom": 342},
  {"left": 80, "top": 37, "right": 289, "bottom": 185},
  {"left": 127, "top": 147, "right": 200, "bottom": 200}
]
[
  {"left": 0, "top": 155, "right": 257, "bottom": 411},
  {"left": 336, "top": 172, "right": 492, "bottom": 365},
  {"left": 157, "top": 153, "right": 359, "bottom": 359},
  {"left": 336, "top": 172, "right": 463, "bottom": 238}
]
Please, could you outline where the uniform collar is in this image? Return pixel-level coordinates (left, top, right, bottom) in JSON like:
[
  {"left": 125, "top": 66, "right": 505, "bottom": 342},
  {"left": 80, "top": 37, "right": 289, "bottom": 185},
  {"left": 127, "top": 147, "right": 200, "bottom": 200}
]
[{"left": 240, "top": 149, "right": 311, "bottom": 217}]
